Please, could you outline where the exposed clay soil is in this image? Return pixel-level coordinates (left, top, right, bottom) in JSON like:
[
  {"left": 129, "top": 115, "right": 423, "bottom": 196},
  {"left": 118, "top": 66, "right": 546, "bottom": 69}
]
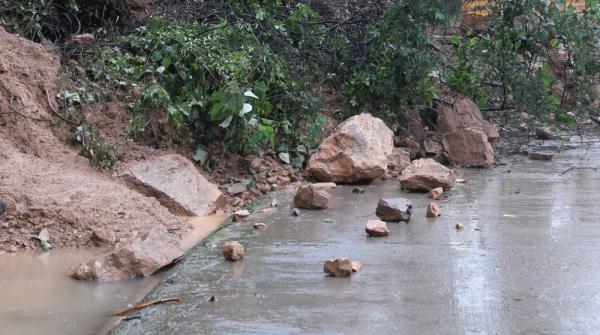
[{"left": 0, "top": 27, "right": 186, "bottom": 252}]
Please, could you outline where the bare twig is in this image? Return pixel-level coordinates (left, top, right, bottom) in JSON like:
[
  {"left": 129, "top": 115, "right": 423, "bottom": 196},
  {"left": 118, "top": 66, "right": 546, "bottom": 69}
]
[
  {"left": 559, "top": 166, "right": 599, "bottom": 176},
  {"left": 44, "top": 87, "right": 80, "bottom": 125},
  {"left": 112, "top": 297, "right": 181, "bottom": 316}
]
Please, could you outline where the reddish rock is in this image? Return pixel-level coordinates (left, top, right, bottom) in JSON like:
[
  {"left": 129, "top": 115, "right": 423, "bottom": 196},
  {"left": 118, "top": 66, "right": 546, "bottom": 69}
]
[
  {"left": 365, "top": 220, "right": 389, "bottom": 237},
  {"left": 422, "top": 140, "right": 443, "bottom": 156},
  {"left": 307, "top": 114, "right": 394, "bottom": 183},
  {"left": 428, "top": 187, "right": 443, "bottom": 200},
  {"left": 324, "top": 258, "right": 353, "bottom": 277},
  {"left": 222, "top": 241, "right": 245, "bottom": 261},
  {"left": 233, "top": 209, "right": 250, "bottom": 222},
  {"left": 426, "top": 203, "right": 440, "bottom": 218},
  {"left": 387, "top": 147, "right": 411, "bottom": 172},
  {"left": 400, "top": 159, "right": 456, "bottom": 191},
  {"left": 253, "top": 223, "right": 267, "bottom": 229},
  {"left": 435, "top": 95, "right": 498, "bottom": 167},
  {"left": 442, "top": 128, "right": 495, "bottom": 167},
  {"left": 456, "top": 223, "right": 465, "bottom": 230},
  {"left": 375, "top": 198, "right": 412, "bottom": 222},
  {"left": 70, "top": 226, "right": 184, "bottom": 282},
  {"left": 293, "top": 184, "right": 331, "bottom": 209},
  {"left": 351, "top": 260, "right": 363, "bottom": 272}
]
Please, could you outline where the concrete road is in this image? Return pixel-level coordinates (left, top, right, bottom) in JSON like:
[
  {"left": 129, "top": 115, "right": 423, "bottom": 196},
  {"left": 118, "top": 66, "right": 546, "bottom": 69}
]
[{"left": 113, "top": 139, "right": 600, "bottom": 335}]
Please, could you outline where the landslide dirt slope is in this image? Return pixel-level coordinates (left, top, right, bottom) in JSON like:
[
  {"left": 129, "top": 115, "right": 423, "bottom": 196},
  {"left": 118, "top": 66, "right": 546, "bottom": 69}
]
[{"left": 0, "top": 27, "right": 186, "bottom": 252}]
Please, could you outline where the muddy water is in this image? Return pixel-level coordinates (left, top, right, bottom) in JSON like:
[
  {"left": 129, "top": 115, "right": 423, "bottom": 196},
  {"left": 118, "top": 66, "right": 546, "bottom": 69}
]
[
  {"left": 0, "top": 249, "right": 162, "bottom": 335},
  {"left": 0, "top": 215, "right": 228, "bottom": 335},
  {"left": 112, "top": 138, "right": 600, "bottom": 335}
]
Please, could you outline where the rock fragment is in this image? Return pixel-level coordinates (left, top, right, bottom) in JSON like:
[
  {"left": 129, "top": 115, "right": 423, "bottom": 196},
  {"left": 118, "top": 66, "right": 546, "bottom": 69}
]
[
  {"left": 323, "top": 258, "right": 353, "bottom": 277},
  {"left": 365, "top": 220, "right": 389, "bottom": 237},
  {"left": 387, "top": 147, "right": 411, "bottom": 172},
  {"left": 455, "top": 223, "right": 465, "bottom": 230},
  {"left": 351, "top": 261, "right": 363, "bottom": 273},
  {"left": 375, "top": 198, "right": 412, "bottom": 222},
  {"left": 233, "top": 209, "right": 250, "bottom": 222},
  {"left": 400, "top": 159, "right": 456, "bottom": 191},
  {"left": 535, "top": 127, "right": 554, "bottom": 140},
  {"left": 222, "top": 241, "right": 245, "bottom": 261},
  {"left": 426, "top": 203, "right": 440, "bottom": 218},
  {"left": 253, "top": 223, "right": 267, "bottom": 230},
  {"left": 227, "top": 182, "right": 247, "bottom": 196},
  {"left": 352, "top": 187, "right": 365, "bottom": 194},
  {"left": 429, "top": 187, "right": 443, "bottom": 200},
  {"left": 293, "top": 184, "right": 331, "bottom": 209}
]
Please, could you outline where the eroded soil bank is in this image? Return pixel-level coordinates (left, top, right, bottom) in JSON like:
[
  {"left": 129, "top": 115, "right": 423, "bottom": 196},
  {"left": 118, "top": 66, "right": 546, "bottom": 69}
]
[{"left": 112, "top": 137, "right": 600, "bottom": 335}]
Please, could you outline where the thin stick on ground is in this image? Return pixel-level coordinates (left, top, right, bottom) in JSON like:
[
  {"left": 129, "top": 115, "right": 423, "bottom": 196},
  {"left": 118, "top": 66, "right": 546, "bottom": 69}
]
[
  {"left": 112, "top": 297, "right": 181, "bottom": 316},
  {"left": 559, "top": 166, "right": 599, "bottom": 176}
]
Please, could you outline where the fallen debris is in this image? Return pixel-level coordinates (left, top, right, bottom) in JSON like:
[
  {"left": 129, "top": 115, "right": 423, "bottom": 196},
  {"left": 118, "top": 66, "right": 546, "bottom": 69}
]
[
  {"left": 351, "top": 261, "right": 363, "bottom": 273},
  {"left": 293, "top": 184, "right": 331, "bottom": 209},
  {"left": 530, "top": 152, "right": 554, "bottom": 161},
  {"left": 455, "top": 223, "right": 465, "bottom": 230},
  {"left": 307, "top": 113, "right": 394, "bottom": 183},
  {"left": 375, "top": 198, "right": 412, "bottom": 222},
  {"left": 291, "top": 208, "right": 301, "bottom": 216},
  {"left": 253, "top": 223, "right": 267, "bottom": 230},
  {"left": 227, "top": 182, "right": 247, "bottom": 196},
  {"left": 400, "top": 159, "right": 456, "bottom": 191},
  {"left": 323, "top": 257, "right": 354, "bottom": 277},
  {"left": 233, "top": 210, "right": 250, "bottom": 222},
  {"left": 428, "top": 187, "right": 443, "bottom": 200},
  {"left": 365, "top": 220, "right": 389, "bottom": 237},
  {"left": 352, "top": 187, "right": 366, "bottom": 194},
  {"left": 426, "top": 203, "right": 440, "bottom": 218},
  {"left": 222, "top": 241, "right": 245, "bottom": 261},
  {"left": 387, "top": 147, "right": 411, "bottom": 172},
  {"left": 113, "top": 297, "right": 180, "bottom": 316},
  {"left": 535, "top": 127, "right": 554, "bottom": 140},
  {"left": 70, "top": 226, "right": 184, "bottom": 282}
]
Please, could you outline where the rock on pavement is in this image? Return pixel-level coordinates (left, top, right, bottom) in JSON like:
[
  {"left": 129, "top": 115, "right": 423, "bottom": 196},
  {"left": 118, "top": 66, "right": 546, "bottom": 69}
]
[
  {"left": 400, "top": 158, "right": 456, "bottom": 191},
  {"left": 426, "top": 203, "right": 440, "bottom": 218},
  {"left": 435, "top": 95, "right": 498, "bottom": 167},
  {"left": 222, "top": 241, "right": 245, "bottom": 261},
  {"left": 307, "top": 113, "right": 394, "bottom": 183},
  {"left": 324, "top": 258, "right": 354, "bottom": 277},
  {"left": 293, "top": 184, "right": 331, "bottom": 209},
  {"left": 120, "top": 154, "right": 225, "bottom": 217},
  {"left": 376, "top": 198, "right": 412, "bottom": 222},
  {"left": 70, "top": 226, "right": 184, "bottom": 282},
  {"left": 429, "top": 187, "right": 443, "bottom": 200},
  {"left": 365, "top": 220, "right": 389, "bottom": 237}
]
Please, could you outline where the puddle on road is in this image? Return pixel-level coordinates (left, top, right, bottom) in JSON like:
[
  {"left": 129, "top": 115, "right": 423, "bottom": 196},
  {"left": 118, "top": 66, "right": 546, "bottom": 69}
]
[
  {"left": 0, "top": 248, "right": 161, "bottom": 335},
  {"left": 0, "top": 214, "right": 229, "bottom": 335}
]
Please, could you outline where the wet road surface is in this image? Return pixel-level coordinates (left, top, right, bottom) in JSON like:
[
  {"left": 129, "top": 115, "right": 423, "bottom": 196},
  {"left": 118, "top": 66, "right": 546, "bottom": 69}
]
[{"left": 112, "top": 139, "right": 600, "bottom": 335}]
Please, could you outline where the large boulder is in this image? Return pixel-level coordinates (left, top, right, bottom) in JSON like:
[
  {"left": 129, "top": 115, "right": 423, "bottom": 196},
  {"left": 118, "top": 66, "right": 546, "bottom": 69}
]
[
  {"left": 442, "top": 128, "right": 495, "bottom": 167},
  {"left": 435, "top": 95, "right": 498, "bottom": 167},
  {"left": 400, "top": 158, "right": 456, "bottom": 191},
  {"left": 293, "top": 184, "right": 331, "bottom": 209},
  {"left": 120, "top": 154, "right": 225, "bottom": 216},
  {"left": 307, "top": 114, "right": 394, "bottom": 183},
  {"left": 70, "top": 226, "right": 184, "bottom": 282}
]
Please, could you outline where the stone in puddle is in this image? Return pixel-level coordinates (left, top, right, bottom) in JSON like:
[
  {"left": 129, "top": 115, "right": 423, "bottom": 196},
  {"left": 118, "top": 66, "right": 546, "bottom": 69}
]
[
  {"left": 222, "top": 241, "right": 245, "bottom": 261},
  {"left": 429, "top": 187, "right": 443, "bottom": 200},
  {"left": 293, "top": 184, "right": 331, "bottom": 209},
  {"left": 426, "top": 203, "right": 440, "bottom": 218},
  {"left": 530, "top": 152, "right": 554, "bottom": 161},
  {"left": 365, "top": 220, "right": 389, "bottom": 237},
  {"left": 400, "top": 158, "right": 456, "bottom": 191},
  {"left": 376, "top": 198, "right": 412, "bottom": 222},
  {"left": 323, "top": 257, "right": 353, "bottom": 277},
  {"left": 233, "top": 209, "right": 250, "bottom": 222},
  {"left": 70, "top": 226, "right": 184, "bottom": 282}
]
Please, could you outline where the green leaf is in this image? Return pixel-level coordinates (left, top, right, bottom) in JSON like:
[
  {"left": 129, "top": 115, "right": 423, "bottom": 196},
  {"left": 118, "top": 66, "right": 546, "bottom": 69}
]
[
  {"left": 550, "top": 38, "right": 560, "bottom": 48},
  {"left": 449, "top": 35, "right": 460, "bottom": 44}
]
